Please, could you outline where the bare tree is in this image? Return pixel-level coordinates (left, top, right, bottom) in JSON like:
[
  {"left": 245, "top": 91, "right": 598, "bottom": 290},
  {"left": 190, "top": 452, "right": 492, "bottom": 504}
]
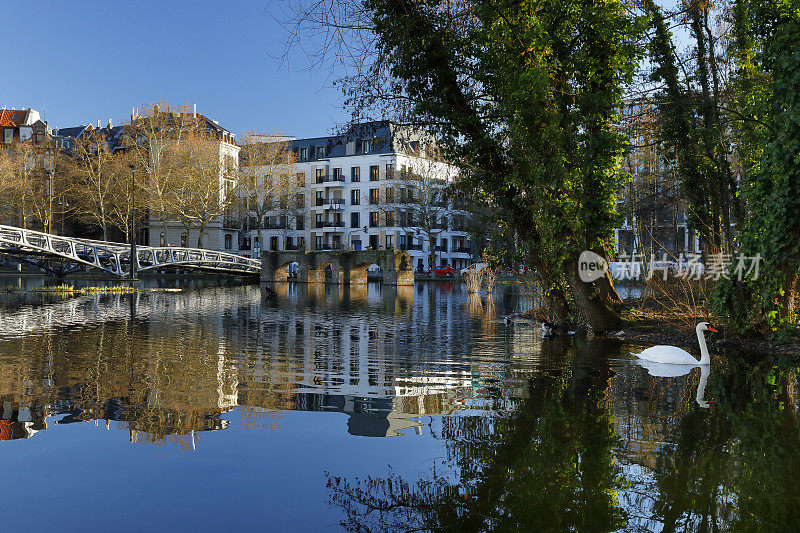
[
  {"left": 237, "top": 131, "right": 298, "bottom": 255},
  {"left": 105, "top": 149, "right": 147, "bottom": 243},
  {"left": 122, "top": 101, "right": 200, "bottom": 243},
  {"left": 384, "top": 149, "right": 456, "bottom": 273},
  {"left": 68, "top": 129, "right": 122, "bottom": 240},
  {"left": 0, "top": 139, "right": 70, "bottom": 233},
  {"left": 166, "top": 130, "right": 236, "bottom": 248}
]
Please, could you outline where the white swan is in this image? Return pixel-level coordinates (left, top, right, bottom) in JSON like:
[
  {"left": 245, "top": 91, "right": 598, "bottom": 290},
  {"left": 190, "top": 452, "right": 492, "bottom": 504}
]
[{"left": 632, "top": 322, "right": 716, "bottom": 365}]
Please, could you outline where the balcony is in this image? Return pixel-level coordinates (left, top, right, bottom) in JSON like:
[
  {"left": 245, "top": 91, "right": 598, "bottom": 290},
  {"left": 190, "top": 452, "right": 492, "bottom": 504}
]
[
  {"left": 435, "top": 245, "right": 448, "bottom": 252},
  {"left": 324, "top": 199, "right": 345, "bottom": 209},
  {"left": 453, "top": 246, "right": 472, "bottom": 254},
  {"left": 319, "top": 221, "right": 345, "bottom": 230},
  {"left": 400, "top": 243, "right": 423, "bottom": 251}
]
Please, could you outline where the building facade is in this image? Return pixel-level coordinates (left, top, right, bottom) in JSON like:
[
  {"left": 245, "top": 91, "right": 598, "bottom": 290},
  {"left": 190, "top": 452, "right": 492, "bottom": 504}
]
[{"left": 242, "top": 122, "right": 476, "bottom": 271}]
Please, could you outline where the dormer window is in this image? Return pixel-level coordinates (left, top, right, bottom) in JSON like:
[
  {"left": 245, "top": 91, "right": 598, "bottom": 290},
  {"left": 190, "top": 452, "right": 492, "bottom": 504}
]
[
  {"left": 316, "top": 145, "right": 327, "bottom": 159},
  {"left": 361, "top": 140, "right": 372, "bottom": 154},
  {"left": 299, "top": 147, "right": 309, "bottom": 161}
]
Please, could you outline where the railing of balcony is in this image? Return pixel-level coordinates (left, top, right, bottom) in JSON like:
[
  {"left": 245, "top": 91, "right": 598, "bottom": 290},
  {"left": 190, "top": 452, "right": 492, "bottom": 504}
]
[{"left": 324, "top": 199, "right": 346, "bottom": 209}]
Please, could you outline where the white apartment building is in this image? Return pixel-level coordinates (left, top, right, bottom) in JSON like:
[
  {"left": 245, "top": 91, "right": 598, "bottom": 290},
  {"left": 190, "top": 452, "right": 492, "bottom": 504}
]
[{"left": 242, "top": 122, "right": 476, "bottom": 271}]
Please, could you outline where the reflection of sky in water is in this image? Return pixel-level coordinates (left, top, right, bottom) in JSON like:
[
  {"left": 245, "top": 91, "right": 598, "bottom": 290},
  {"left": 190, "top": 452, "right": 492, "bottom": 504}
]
[{"left": 0, "top": 279, "right": 795, "bottom": 531}]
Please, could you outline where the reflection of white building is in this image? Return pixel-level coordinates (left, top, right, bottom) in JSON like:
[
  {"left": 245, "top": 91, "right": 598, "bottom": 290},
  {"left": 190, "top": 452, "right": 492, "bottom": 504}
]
[{"left": 241, "top": 122, "right": 476, "bottom": 271}]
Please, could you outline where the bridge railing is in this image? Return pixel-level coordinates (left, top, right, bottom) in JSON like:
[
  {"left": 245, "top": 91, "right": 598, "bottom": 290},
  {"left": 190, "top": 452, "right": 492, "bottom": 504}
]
[{"left": 0, "top": 224, "right": 260, "bottom": 276}]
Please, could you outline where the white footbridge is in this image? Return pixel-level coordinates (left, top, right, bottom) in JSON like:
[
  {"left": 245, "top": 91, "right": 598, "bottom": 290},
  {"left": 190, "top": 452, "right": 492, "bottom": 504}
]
[{"left": 0, "top": 225, "right": 260, "bottom": 277}]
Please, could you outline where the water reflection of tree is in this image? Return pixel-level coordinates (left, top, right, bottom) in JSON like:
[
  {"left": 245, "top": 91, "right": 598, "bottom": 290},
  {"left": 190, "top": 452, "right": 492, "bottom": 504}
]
[
  {"left": 622, "top": 359, "right": 800, "bottom": 531},
  {"left": 326, "top": 357, "right": 627, "bottom": 532}
]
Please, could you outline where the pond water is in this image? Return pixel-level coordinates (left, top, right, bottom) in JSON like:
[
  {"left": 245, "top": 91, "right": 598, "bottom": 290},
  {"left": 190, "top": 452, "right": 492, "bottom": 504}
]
[{"left": 0, "top": 279, "right": 797, "bottom": 531}]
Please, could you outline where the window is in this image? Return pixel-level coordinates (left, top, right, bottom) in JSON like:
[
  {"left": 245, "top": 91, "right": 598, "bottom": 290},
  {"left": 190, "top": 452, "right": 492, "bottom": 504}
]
[
  {"left": 316, "top": 190, "right": 324, "bottom": 206},
  {"left": 369, "top": 212, "right": 379, "bottom": 228},
  {"left": 333, "top": 168, "right": 343, "bottom": 181},
  {"left": 160, "top": 233, "right": 166, "bottom": 247},
  {"left": 298, "top": 237, "right": 306, "bottom": 249},
  {"left": 369, "top": 189, "right": 379, "bottom": 205},
  {"left": 386, "top": 234, "right": 394, "bottom": 249},
  {"left": 3, "top": 128, "right": 12, "bottom": 144},
  {"left": 386, "top": 163, "right": 395, "bottom": 179},
  {"left": 315, "top": 168, "right": 326, "bottom": 183},
  {"left": 316, "top": 146, "right": 326, "bottom": 159},
  {"left": 385, "top": 211, "right": 395, "bottom": 227},
  {"left": 270, "top": 236, "right": 279, "bottom": 250},
  {"left": 399, "top": 234, "right": 407, "bottom": 249},
  {"left": 350, "top": 189, "right": 360, "bottom": 205},
  {"left": 351, "top": 166, "right": 360, "bottom": 182},
  {"left": 350, "top": 212, "right": 360, "bottom": 228},
  {"left": 296, "top": 172, "right": 306, "bottom": 187},
  {"left": 316, "top": 236, "right": 324, "bottom": 250},
  {"left": 224, "top": 234, "right": 232, "bottom": 250},
  {"left": 385, "top": 187, "right": 394, "bottom": 203},
  {"left": 295, "top": 193, "right": 305, "bottom": 209},
  {"left": 369, "top": 234, "right": 379, "bottom": 249},
  {"left": 286, "top": 236, "right": 293, "bottom": 249},
  {"left": 299, "top": 147, "right": 309, "bottom": 160},
  {"left": 180, "top": 233, "right": 187, "bottom": 247},
  {"left": 296, "top": 214, "right": 305, "bottom": 230},
  {"left": 369, "top": 165, "right": 379, "bottom": 181},
  {"left": 315, "top": 212, "right": 324, "bottom": 228},
  {"left": 362, "top": 139, "right": 372, "bottom": 153}
]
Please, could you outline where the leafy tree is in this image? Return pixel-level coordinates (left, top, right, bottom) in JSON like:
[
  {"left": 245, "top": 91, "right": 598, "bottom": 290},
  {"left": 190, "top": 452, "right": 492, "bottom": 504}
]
[
  {"left": 713, "top": 0, "right": 800, "bottom": 331},
  {"left": 280, "top": 0, "right": 643, "bottom": 330},
  {"left": 642, "top": 0, "right": 741, "bottom": 256}
]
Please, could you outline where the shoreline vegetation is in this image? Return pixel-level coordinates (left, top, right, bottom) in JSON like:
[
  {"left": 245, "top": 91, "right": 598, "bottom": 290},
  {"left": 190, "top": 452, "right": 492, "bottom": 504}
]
[{"left": 0, "top": 284, "right": 183, "bottom": 295}]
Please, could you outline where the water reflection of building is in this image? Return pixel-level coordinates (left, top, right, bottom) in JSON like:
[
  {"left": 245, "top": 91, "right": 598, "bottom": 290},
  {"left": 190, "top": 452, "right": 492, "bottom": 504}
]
[{"left": 0, "top": 283, "right": 509, "bottom": 443}]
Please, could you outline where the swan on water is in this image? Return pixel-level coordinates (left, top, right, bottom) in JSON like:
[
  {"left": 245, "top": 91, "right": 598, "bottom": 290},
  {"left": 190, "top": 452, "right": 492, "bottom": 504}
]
[{"left": 631, "top": 322, "right": 716, "bottom": 365}]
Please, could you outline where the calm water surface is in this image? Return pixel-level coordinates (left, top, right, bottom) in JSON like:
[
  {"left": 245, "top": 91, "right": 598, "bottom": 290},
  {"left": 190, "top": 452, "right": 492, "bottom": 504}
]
[{"left": 0, "top": 279, "right": 797, "bottom": 532}]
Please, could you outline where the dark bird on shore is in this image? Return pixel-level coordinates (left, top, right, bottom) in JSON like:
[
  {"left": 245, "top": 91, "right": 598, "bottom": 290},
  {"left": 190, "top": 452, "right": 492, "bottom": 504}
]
[{"left": 542, "top": 321, "right": 559, "bottom": 337}]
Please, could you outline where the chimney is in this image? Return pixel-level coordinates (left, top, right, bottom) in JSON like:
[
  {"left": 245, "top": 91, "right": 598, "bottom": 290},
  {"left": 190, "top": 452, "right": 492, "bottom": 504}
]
[
  {"left": 97, "top": 120, "right": 101, "bottom": 128},
  {"left": 193, "top": 103, "right": 196, "bottom": 118},
  {"left": 108, "top": 118, "right": 113, "bottom": 128}
]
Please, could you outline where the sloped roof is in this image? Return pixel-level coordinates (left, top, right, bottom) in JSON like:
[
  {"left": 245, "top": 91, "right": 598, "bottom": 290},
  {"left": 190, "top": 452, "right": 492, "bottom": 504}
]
[{"left": 0, "top": 109, "right": 31, "bottom": 128}]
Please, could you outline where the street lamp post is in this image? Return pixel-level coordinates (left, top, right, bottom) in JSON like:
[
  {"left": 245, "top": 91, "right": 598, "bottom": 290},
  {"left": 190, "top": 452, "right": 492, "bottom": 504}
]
[{"left": 128, "top": 164, "right": 137, "bottom": 280}]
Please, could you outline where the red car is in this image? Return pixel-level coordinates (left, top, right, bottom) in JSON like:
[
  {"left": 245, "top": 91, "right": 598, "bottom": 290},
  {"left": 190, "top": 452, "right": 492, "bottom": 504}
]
[{"left": 426, "top": 265, "right": 455, "bottom": 276}]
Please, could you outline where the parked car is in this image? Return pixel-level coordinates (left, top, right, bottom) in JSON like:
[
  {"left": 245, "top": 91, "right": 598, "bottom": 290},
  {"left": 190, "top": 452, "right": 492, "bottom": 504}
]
[
  {"left": 460, "top": 262, "right": 489, "bottom": 275},
  {"left": 427, "top": 265, "right": 455, "bottom": 276}
]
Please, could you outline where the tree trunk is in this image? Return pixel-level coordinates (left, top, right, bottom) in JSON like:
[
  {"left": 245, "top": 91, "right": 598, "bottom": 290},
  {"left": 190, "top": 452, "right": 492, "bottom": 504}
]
[
  {"left": 429, "top": 234, "right": 437, "bottom": 279},
  {"left": 593, "top": 249, "right": 623, "bottom": 307},
  {"left": 780, "top": 268, "right": 799, "bottom": 323},
  {"left": 566, "top": 254, "right": 622, "bottom": 332},
  {"left": 197, "top": 225, "right": 206, "bottom": 248}
]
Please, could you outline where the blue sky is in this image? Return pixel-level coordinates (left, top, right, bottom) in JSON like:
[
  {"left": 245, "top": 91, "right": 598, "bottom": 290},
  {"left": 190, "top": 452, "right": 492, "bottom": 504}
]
[{"left": 5, "top": 0, "right": 347, "bottom": 139}]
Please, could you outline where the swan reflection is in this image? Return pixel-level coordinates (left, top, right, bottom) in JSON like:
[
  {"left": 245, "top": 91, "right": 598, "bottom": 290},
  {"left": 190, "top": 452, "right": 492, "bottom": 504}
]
[{"left": 636, "top": 360, "right": 711, "bottom": 408}]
